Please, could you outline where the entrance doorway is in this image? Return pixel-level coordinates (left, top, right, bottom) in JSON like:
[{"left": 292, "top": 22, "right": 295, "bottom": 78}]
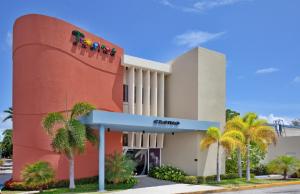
[{"left": 123, "top": 148, "right": 161, "bottom": 176}]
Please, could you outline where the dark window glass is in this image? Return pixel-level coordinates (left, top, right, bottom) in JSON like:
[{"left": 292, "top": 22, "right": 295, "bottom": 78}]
[
  {"left": 123, "top": 84, "right": 128, "bottom": 102},
  {"left": 122, "top": 133, "right": 128, "bottom": 146},
  {"left": 134, "top": 86, "right": 136, "bottom": 103}
]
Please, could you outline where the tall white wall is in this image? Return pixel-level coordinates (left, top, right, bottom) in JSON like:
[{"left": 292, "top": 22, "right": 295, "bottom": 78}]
[
  {"left": 163, "top": 47, "right": 226, "bottom": 176},
  {"left": 264, "top": 136, "right": 300, "bottom": 162}
]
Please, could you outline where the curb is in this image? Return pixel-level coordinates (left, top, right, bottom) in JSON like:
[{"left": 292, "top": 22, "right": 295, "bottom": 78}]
[{"left": 181, "top": 181, "right": 300, "bottom": 194}]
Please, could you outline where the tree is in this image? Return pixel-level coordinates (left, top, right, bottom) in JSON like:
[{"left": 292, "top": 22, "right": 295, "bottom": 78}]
[
  {"left": 200, "top": 127, "right": 244, "bottom": 182},
  {"left": 42, "top": 102, "right": 98, "bottom": 189},
  {"left": 2, "top": 107, "right": 13, "bottom": 123},
  {"left": 226, "top": 113, "right": 277, "bottom": 181},
  {"left": 21, "top": 161, "right": 55, "bottom": 192},
  {"left": 267, "top": 155, "right": 300, "bottom": 180},
  {"left": 105, "top": 152, "right": 136, "bottom": 184},
  {"left": 1, "top": 129, "right": 13, "bottom": 158},
  {"left": 226, "top": 109, "right": 240, "bottom": 122}
]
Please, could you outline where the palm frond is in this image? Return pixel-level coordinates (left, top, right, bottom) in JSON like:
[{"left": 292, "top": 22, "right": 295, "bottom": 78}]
[
  {"left": 200, "top": 136, "right": 216, "bottom": 150},
  {"left": 68, "top": 119, "right": 87, "bottom": 154},
  {"left": 225, "top": 117, "right": 246, "bottom": 133},
  {"left": 220, "top": 136, "right": 236, "bottom": 154},
  {"left": 2, "top": 115, "right": 12, "bottom": 123},
  {"left": 86, "top": 127, "right": 98, "bottom": 146},
  {"left": 70, "top": 102, "right": 95, "bottom": 119},
  {"left": 252, "top": 119, "right": 268, "bottom": 128},
  {"left": 206, "top": 127, "right": 221, "bottom": 140},
  {"left": 42, "top": 112, "right": 65, "bottom": 135},
  {"left": 51, "top": 128, "right": 72, "bottom": 157},
  {"left": 254, "top": 126, "right": 277, "bottom": 145},
  {"left": 253, "top": 138, "right": 268, "bottom": 152},
  {"left": 243, "top": 112, "right": 258, "bottom": 126},
  {"left": 221, "top": 130, "right": 245, "bottom": 154}
]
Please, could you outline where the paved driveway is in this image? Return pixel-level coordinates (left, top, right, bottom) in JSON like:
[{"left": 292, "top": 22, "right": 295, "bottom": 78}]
[
  {"left": 214, "top": 184, "right": 300, "bottom": 194},
  {"left": 110, "top": 176, "right": 223, "bottom": 194}
]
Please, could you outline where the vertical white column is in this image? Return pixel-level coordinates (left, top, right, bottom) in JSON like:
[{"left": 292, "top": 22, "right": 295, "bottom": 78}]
[
  {"left": 99, "top": 125, "right": 105, "bottom": 191},
  {"left": 136, "top": 68, "right": 143, "bottom": 115},
  {"left": 143, "top": 70, "right": 150, "bottom": 116},
  {"left": 158, "top": 72, "right": 165, "bottom": 117},
  {"left": 150, "top": 71, "right": 158, "bottom": 116},
  {"left": 128, "top": 66, "right": 135, "bottom": 114}
]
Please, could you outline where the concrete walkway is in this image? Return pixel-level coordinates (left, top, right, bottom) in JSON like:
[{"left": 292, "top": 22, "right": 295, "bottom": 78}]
[{"left": 110, "top": 176, "right": 223, "bottom": 194}]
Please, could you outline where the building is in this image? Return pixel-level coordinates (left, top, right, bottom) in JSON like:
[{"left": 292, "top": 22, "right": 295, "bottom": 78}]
[
  {"left": 264, "top": 124, "right": 300, "bottom": 162},
  {"left": 12, "top": 14, "right": 226, "bottom": 181}
]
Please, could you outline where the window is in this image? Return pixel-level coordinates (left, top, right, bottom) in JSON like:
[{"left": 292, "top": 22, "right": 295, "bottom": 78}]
[
  {"left": 123, "top": 84, "right": 128, "bottom": 102},
  {"left": 122, "top": 133, "right": 128, "bottom": 147}
]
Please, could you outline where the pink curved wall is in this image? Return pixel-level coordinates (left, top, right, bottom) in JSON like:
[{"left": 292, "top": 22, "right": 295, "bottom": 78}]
[{"left": 13, "top": 14, "right": 124, "bottom": 181}]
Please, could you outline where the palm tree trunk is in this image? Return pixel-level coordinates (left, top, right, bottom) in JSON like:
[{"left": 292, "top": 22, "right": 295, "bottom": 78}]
[
  {"left": 283, "top": 169, "right": 287, "bottom": 180},
  {"left": 216, "top": 141, "right": 221, "bottom": 182},
  {"left": 237, "top": 148, "right": 242, "bottom": 178},
  {"left": 246, "top": 139, "right": 251, "bottom": 181},
  {"left": 69, "top": 157, "right": 75, "bottom": 189}
]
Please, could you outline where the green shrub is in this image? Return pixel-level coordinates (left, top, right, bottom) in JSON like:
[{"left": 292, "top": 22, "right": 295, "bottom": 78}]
[
  {"left": 4, "top": 176, "right": 137, "bottom": 191},
  {"left": 0, "top": 159, "right": 4, "bottom": 166},
  {"left": 182, "top": 176, "right": 198, "bottom": 184},
  {"left": 204, "top": 175, "right": 217, "bottom": 182},
  {"left": 105, "top": 152, "right": 136, "bottom": 184},
  {"left": 21, "top": 161, "right": 55, "bottom": 191},
  {"left": 251, "top": 164, "right": 268, "bottom": 175},
  {"left": 197, "top": 176, "right": 205, "bottom": 184},
  {"left": 221, "top": 173, "right": 239, "bottom": 179},
  {"left": 149, "top": 165, "right": 186, "bottom": 182}
]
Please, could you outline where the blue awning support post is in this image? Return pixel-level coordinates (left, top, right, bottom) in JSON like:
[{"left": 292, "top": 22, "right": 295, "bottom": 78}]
[{"left": 99, "top": 124, "right": 105, "bottom": 192}]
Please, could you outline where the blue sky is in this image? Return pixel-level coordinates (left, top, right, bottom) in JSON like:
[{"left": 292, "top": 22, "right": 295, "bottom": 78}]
[{"left": 1, "top": 0, "right": 300, "bottom": 132}]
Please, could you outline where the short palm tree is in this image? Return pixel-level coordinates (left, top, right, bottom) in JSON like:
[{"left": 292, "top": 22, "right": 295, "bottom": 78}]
[
  {"left": 2, "top": 107, "right": 13, "bottom": 122},
  {"left": 226, "top": 113, "right": 277, "bottom": 181},
  {"left": 42, "top": 102, "right": 98, "bottom": 189},
  {"left": 21, "top": 161, "right": 55, "bottom": 192},
  {"left": 200, "top": 127, "right": 245, "bottom": 182},
  {"left": 105, "top": 152, "right": 136, "bottom": 184},
  {"left": 267, "top": 155, "right": 300, "bottom": 180}
]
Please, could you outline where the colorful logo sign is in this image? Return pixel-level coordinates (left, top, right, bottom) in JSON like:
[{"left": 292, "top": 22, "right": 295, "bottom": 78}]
[{"left": 71, "top": 30, "right": 116, "bottom": 56}]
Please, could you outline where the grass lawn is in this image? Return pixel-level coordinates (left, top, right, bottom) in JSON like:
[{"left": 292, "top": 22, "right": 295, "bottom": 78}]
[
  {"left": 2, "top": 182, "right": 136, "bottom": 194},
  {"left": 206, "top": 178, "right": 300, "bottom": 188},
  {"left": 2, "top": 178, "right": 300, "bottom": 193}
]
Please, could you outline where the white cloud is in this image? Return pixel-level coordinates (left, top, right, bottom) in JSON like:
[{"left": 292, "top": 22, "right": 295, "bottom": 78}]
[
  {"left": 0, "top": 113, "right": 12, "bottom": 139},
  {"left": 160, "top": 0, "right": 250, "bottom": 13},
  {"left": 259, "top": 114, "right": 294, "bottom": 125},
  {"left": 174, "top": 30, "right": 225, "bottom": 47},
  {"left": 293, "top": 76, "right": 300, "bottom": 83},
  {"left": 255, "top": 68, "right": 279, "bottom": 74},
  {"left": 6, "top": 32, "right": 12, "bottom": 48}
]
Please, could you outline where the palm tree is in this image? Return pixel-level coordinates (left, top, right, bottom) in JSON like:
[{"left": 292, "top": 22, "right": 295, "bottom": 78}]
[
  {"left": 2, "top": 107, "right": 13, "bottom": 122},
  {"left": 226, "top": 113, "right": 277, "bottom": 181},
  {"left": 21, "top": 161, "right": 55, "bottom": 192},
  {"left": 267, "top": 155, "right": 300, "bottom": 180},
  {"left": 200, "top": 127, "right": 245, "bottom": 182},
  {"left": 42, "top": 102, "right": 98, "bottom": 189}
]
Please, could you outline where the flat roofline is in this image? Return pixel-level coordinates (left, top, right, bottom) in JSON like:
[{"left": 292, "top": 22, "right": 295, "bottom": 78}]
[
  {"left": 81, "top": 110, "right": 219, "bottom": 133},
  {"left": 123, "top": 54, "right": 171, "bottom": 74}
]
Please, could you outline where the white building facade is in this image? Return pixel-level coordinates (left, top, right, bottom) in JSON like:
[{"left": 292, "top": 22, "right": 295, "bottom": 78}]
[{"left": 121, "top": 47, "right": 226, "bottom": 176}]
